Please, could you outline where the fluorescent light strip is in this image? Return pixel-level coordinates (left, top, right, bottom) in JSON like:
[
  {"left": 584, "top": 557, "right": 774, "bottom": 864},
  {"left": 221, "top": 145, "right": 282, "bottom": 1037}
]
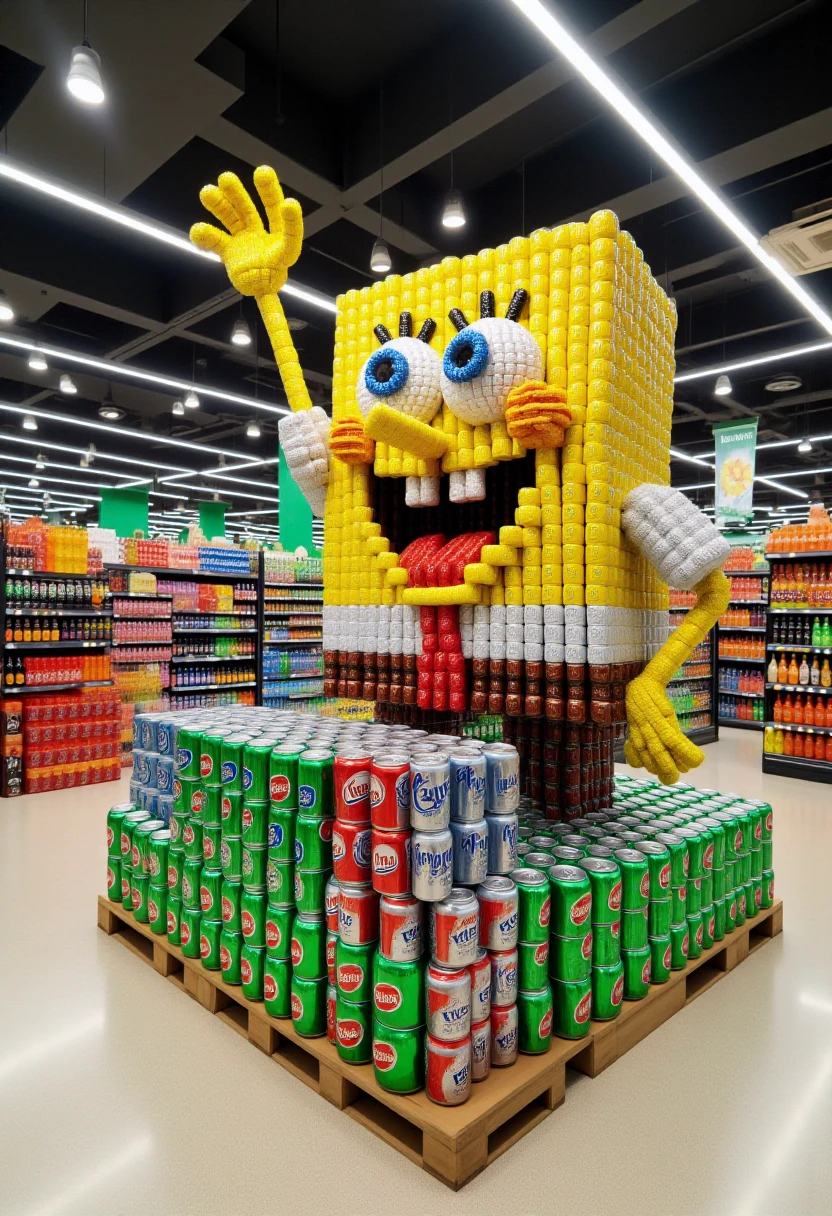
[
  {"left": 509, "top": 1, "right": 832, "bottom": 336},
  {"left": 226, "top": 507, "right": 280, "bottom": 517},
  {"left": 0, "top": 432, "right": 192, "bottom": 476},
  {"left": 670, "top": 447, "right": 715, "bottom": 469},
  {"left": 757, "top": 433, "right": 832, "bottom": 452},
  {"left": 0, "top": 471, "right": 101, "bottom": 498},
  {"left": 675, "top": 482, "right": 715, "bottom": 491},
  {"left": 159, "top": 470, "right": 279, "bottom": 492},
  {"left": 0, "top": 451, "right": 129, "bottom": 480},
  {"left": 674, "top": 339, "right": 832, "bottom": 384},
  {"left": 755, "top": 476, "right": 809, "bottom": 498},
  {"left": 167, "top": 481, "right": 276, "bottom": 503}
]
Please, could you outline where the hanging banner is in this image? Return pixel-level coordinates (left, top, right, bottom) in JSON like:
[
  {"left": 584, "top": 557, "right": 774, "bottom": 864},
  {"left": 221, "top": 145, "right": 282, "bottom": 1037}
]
[{"left": 713, "top": 419, "right": 758, "bottom": 526}]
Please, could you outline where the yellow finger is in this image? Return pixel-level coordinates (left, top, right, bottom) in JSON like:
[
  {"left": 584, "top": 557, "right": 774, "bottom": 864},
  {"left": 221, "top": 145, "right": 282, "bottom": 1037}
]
[
  {"left": 281, "top": 198, "right": 303, "bottom": 267},
  {"left": 200, "top": 183, "right": 243, "bottom": 234},
  {"left": 218, "top": 171, "right": 263, "bottom": 233},
  {"left": 189, "top": 221, "right": 229, "bottom": 258},
  {"left": 639, "top": 719, "right": 678, "bottom": 785},
  {"left": 253, "top": 165, "right": 285, "bottom": 233}
]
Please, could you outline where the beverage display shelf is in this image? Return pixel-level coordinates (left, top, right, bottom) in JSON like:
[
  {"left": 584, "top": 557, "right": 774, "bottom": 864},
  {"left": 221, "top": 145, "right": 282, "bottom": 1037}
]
[
  {"left": 4, "top": 640, "right": 108, "bottom": 650},
  {"left": 683, "top": 724, "right": 718, "bottom": 744},
  {"left": 718, "top": 626, "right": 766, "bottom": 633},
  {"left": 173, "top": 628, "right": 257, "bottom": 636},
  {"left": 286, "top": 690, "right": 324, "bottom": 700},
  {"left": 717, "top": 656, "right": 765, "bottom": 664},
  {"left": 769, "top": 608, "right": 828, "bottom": 615},
  {"left": 170, "top": 680, "right": 257, "bottom": 693},
  {"left": 723, "top": 569, "right": 769, "bottom": 575},
  {"left": 727, "top": 599, "right": 767, "bottom": 605},
  {"left": 104, "top": 563, "right": 257, "bottom": 581},
  {"left": 111, "top": 640, "right": 171, "bottom": 647},
  {"left": 718, "top": 689, "right": 764, "bottom": 698},
  {"left": 667, "top": 673, "right": 711, "bottom": 685},
  {"left": 171, "top": 653, "right": 255, "bottom": 664},
  {"left": 766, "top": 644, "right": 832, "bottom": 655},
  {"left": 263, "top": 639, "right": 323, "bottom": 646},
  {"left": 264, "top": 597, "right": 324, "bottom": 605},
  {"left": 18, "top": 679, "right": 113, "bottom": 692},
  {"left": 718, "top": 718, "right": 763, "bottom": 731},
  {"left": 763, "top": 753, "right": 832, "bottom": 783},
  {"left": 767, "top": 682, "right": 832, "bottom": 695},
  {"left": 109, "top": 593, "right": 173, "bottom": 600},
  {"left": 112, "top": 613, "right": 173, "bottom": 621},
  {"left": 172, "top": 610, "right": 256, "bottom": 618},
  {"left": 264, "top": 581, "right": 323, "bottom": 589},
  {"left": 767, "top": 720, "right": 832, "bottom": 736},
  {"left": 264, "top": 611, "right": 322, "bottom": 618},
  {"left": 765, "top": 550, "right": 832, "bottom": 560},
  {"left": 5, "top": 607, "right": 111, "bottom": 618},
  {"left": 5, "top": 568, "right": 94, "bottom": 578},
  {"left": 263, "top": 672, "right": 324, "bottom": 682}
]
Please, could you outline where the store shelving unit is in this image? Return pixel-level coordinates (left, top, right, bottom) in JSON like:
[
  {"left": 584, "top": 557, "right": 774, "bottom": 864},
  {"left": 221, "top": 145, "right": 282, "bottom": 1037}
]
[
  {"left": 715, "top": 565, "right": 769, "bottom": 732},
  {"left": 260, "top": 553, "right": 324, "bottom": 707},
  {"left": 667, "top": 593, "right": 718, "bottom": 746}
]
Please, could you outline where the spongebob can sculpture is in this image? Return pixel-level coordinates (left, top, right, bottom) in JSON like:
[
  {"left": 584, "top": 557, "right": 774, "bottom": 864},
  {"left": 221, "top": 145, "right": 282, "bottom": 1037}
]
[{"left": 191, "top": 170, "right": 731, "bottom": 808}]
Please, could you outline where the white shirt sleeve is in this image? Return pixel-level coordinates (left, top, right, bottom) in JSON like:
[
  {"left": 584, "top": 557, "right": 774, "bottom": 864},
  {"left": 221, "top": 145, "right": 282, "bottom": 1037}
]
[
  {"left": 621, "top": 484, "right": 730, "bottom": 591},
  {"left": 277, "top": 406, "right": 331, "bottom": 518}
]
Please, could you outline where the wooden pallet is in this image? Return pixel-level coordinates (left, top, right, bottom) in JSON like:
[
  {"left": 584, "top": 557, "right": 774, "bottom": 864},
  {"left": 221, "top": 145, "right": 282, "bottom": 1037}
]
[{"left": 98, "top": 894, "right": 782, "bottom": 1189}]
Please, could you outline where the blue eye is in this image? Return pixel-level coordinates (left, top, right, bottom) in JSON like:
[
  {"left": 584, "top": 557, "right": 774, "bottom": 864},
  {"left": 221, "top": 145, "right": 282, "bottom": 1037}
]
[
  {"left": 443, "top": 329, "right": 489, "bottom": 383},
  {"left": 364, "top": 347, "right": 409, "bottom": 397}
]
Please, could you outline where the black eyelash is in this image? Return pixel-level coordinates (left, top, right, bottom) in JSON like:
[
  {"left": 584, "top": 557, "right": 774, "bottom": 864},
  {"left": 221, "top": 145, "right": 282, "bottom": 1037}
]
[
  {"left": 479, "top": 290, "right": 496, "bottom": 319},
  {"left": 417, "top": 318, "right": 437, "bottom": 344},
  {"left": 448, "top": 309, "right": 469, "bottom": 332},
  {"left": 505, "top": 289, "right": 528, "bottom": 322},
  {"left": 399, "top": 311, "right": 412, "bottom": 338},
  {"left": 374, "top": 323, "right": 392, "bottom": 345}
]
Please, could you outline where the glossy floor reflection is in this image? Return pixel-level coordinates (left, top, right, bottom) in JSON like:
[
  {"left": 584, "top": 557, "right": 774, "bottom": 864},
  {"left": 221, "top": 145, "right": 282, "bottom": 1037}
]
[{"left": 1, "top": 728, "right": 830, "bottom": 1215}]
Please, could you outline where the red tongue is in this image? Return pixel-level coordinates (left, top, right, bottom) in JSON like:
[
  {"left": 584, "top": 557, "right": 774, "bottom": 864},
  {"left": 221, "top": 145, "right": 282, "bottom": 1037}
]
[
  {"left": 417, "top": 605, "right": 466, "bottom": 712},
  {"left": 407, "top": 531, "right": 496, "bottom": 588}
]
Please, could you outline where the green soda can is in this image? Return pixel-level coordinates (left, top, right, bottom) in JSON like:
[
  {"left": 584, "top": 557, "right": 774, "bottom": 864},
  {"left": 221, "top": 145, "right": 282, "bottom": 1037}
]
[
  {"left": 712, "top": 897, "right": 725, "bottom": 941},
  {"left": 221, "top": 791, "right": 243, "bottom": 836},
  {"left": 686, "top": 911, "right": 703, "bottom": 959},
  {"left": 548, "top": 865, "right": 592, "bottom": 938},
  {"left": 648, "top": 899, "right": 671, "bottom": 937},
  {"left": 297, "top": 749, "right": 334, "bottom": 818},
  {"left": 106, "top": 858, "right": 121, "bottom": 902},
  {"left": 243, "top": 741, "right": 273, "bottom": 802},
  {"left": 166, "top": 894, "right": 182, "bottom": 944},
  {"left": 242, "top": 801, "right": 269, "bottom": 848},
  {"left": 148, "top": 884, "right": 167, "bottom": 934},
  {"left": 200, "top": 918, "right": 222, "bottom": 969},
  {"left": 242, "top": 845, "right": 267, "bottom": 889},
  {"left": 669, "top": 922, "right": 689, "bottom": 970},
  {"left": 221, "top": 880, "right": 242, "bottom": 933},
  {"left": 634, "top": 841, "right": 671, "bottom": 900},
  {"left": 724, "top": 890, "right": 737, "bottom": 934},
  {"left": 202, "top": 824, "right": 222, "bottom": 869},
  {"left": 592, "top": 918, "right": 621, "bottom": 967},
  {"left": 517, "top": 940, "right": 549, "bottom": 990},
  {"left": 648, "top": 935, "right": 671, "bottom": 983},
  {"left": 220, "top": 734, "right": 250, "bottom": 793},
  {"left": 753, "top": 800, "right": 773, "bottom": 842},
  {"left": 687, "top": 878, "right": 702, "bottom": 915},
  {"left": 168, "top": 813, "right": 185, "bottom": 848},
  {"left": 551, "top": 977, "right": 592, "bottom": 1039},
  {"left": 200, "top": 729, "right": 231, "bottom": 785},
  {"left": 550, "top": 846, "right": 584, "bottom": 864},
  {"left": 620, "top": 907, "right": 648, "bottom": 951},
  {"left": 372, "top": 954, "right": 425, "bottom": 1030},
  {"left": 622, "top": 947, "right": 651, "bottom": 999},
  {"left": 265, "top": 906, "right": 294, "bottom": 958},
  {"left": 133, "top": 818, "right": 165, "bottom": 876},
  {"left": 221, "top": 836, "right": 243, "bottom": 882},
  {"left": 183, "top": 818, "right": 203, "bottom": 861},
  {"left": 131, "top": 873, "right": 150, "bottom": 921},
  {"left": 175, "top": 726, "right": 201, "bottom": 778},
  {"left": 240, "top": 888, "right": 267, "bottom": 948},
  {"left": 336, "top": 993, "right": 372, "bottom": 1064},
  {"left": 295, "top": 815, "right": 334, "bottom": 872},
  {"left": 653, "top": 833, "right": 687, "bottom": 887},
  {"left": 701, "top": 905, "right": 715, "bottom": 950},
  {"left": 168, "top": 848, "right": 185, "bottom": 899},
  {"left": 592, "top": 960, "right": 624, "bottom": 1020},
  {"left": 295, "top": 867, "right": 329, "bottom": 915},
  {"left": 241, "top": 944, "right": 265, "bottom": 1000},
  {"left": 735, "top": 806, "right": 754, "bottom": 854},
  {"left": 290, "top": 913, "right": 327, "bottom": 980},
  {"left": 744, "top": 881, "right": 757, "bottom": 919},
  {"left": 264, "top": 956, "right": 292, "bottom": 1017},
  {"left": 373, "top": 1021, "right": 425, "bottom": 1093},
  {"left": 751, "top": 847, "right": 762, "bottom": 880},
  {"left": 518, "top": 985, "right": 553, "bottom": 1054},
  {"left": 267, "top": 860, "right": 295, "bottom": 908},
  {"left": 724, "top": 858, "right": 736, "bottom": 894},
  {"left": 735, "top": 887, "right": 747, "bottom": 927},
  {"left": 270, "top": 744, "right": 303, "bottom": 809},
  {"left": 220, "top": 929, "right": 243, "bottom": 985},
  {"left": 549, "top": 931, "right": 592, "bottom": 982},
  {"left": 669, "top": 885, "right": 686, "bottom": 925},
  {"left": 180, "top": 906, "right": 201, "bottom": 958},
  {"left": 268, "top": 808, "right": 296, "bottom": 862},
  {"left": 738, "top": 851, "right": 752, "bottom": 885},
  {"left": 336, "top": 939, "right": 374, "bottom": 1003},
  {"left": 182, "top": 857, "right": 202, "bottom": 909},
  {"left": 698, "top": 817, "right": 725, "bottom": 869},
  {"left": 292, "top": 974, "right": 328, "bottom": 1037},
  {"left": 712, "top": 867, "right": 725, "bottom": 902},
  {"left": 511, "top": 867, "right": 551, "bottom": 944},
  {"left": 674, "top": 826, "right": 704, "bottom": 880},
  {"left": 578, "top": 857, "right": 622, "bottom": 926},
  {"left": 711, "top": 810, "right": 739, "bottom": 861},
  {"left": 761, "top": 870, "right": 775, "bottom": 909},
  {"left": 200, "top": 868, "right": 223, "bottom": 921},
  {"left": 172, "top": 777, "right": 194, "bottom": 816},
  {"left": 201, "top": 785, "right": 222, "bottom": 829},
  {"left": 700, "top": 870, "right": 713, "bottom": 908},
  {"left": 107, "top": 803, "right": 131, "bottom": 858},
  {"left": 614, "top": 848, "right": 650, "bottom": 911}
]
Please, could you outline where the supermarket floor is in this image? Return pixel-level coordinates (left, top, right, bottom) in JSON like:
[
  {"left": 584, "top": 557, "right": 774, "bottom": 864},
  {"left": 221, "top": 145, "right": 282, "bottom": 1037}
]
[{"left": 1, "top": 727, "right": 831, "bottom": 1216}]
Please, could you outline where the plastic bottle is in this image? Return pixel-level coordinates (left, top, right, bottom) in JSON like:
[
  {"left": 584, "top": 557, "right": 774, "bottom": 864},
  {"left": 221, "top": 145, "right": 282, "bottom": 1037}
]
[{"left": 822, "top": 660, "right": 832, "bottom": 689}]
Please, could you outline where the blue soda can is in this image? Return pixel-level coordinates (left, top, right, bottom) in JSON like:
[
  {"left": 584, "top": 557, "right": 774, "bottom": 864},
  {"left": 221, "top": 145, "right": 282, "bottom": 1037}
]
[
  {"left": 451, "top": 818, "right": 489, "bottom": 884},
  {"left": 157, "top": 755, "right": 174, "bottom": 795},
  {"left": 157, "top": 793, "right": 174, "bottom": 825},
  {"left": 133, "top": 749, "right": 149, "bottom": 786},
  {"left": 412, "top": 828, "right": 453, "bottom": 902},
  {"left": 156, "top": 718, "right": 175, "bottom": 757},
  {"left": 140, "top": 787, "right": 160, "bottom": 817},
  {"left": 141, "top": 715, "right": 157, "bottom": 753},
  {"left": 129, "top": 779, "right": 142, "bottom": 807},
  {"left": 483, "top": 744, "right": 520, "bottom": 814},
  {"left": 449, "top": 751, "right": 486, "bottom": 823},
  {"left": 409, "top": 752, "right": 451, "bottom": 832},
  {"left": 145, "top": 753, "right": 159, "bottom": 789},
  {"left": 134, "top": 714, "right": 149, "bottom": 751},
  {"left": 485, "top": 811, "right": 519, "bottom": 876}
]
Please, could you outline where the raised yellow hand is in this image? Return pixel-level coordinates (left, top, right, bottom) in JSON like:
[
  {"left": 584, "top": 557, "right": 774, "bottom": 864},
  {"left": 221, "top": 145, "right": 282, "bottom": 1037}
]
[{"left": 190, "top": 167, "right": 302, "bottom": 297}]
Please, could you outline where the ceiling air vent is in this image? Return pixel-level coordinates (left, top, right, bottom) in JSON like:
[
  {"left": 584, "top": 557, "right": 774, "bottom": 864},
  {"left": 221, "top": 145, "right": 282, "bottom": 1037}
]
[{"left": 761, "top": 204, "right": 832, "bottom": 276}]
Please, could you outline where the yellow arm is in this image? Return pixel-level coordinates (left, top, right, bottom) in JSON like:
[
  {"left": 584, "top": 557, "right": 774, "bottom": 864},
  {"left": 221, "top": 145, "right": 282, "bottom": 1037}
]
[
  {"left": 624, "top": 568, "right": 730, "bottom": 785},
  {"left": 257, "top": 293, "right": 312, "bottom": 413}
]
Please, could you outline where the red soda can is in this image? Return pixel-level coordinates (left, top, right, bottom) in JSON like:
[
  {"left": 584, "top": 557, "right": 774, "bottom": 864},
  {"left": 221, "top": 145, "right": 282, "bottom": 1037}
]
[
  {"left": 325, "top": 876, "right": 340, "bottom": 933},
  {"left": 371, "top": 827, "right": 412, "bottom": 895},
  {"left": 425, "top": 1035, "right": 471, "bottom": 1106},
  {"left": 334, "top": 750, "right": 372, "bottom": 824},
  {"left": 326, "top": 930, "right": 337, "bottom": 984},
  {"left": 430, "top": 889, "right": 480, "bottom": 967},
  {"left": 471, "top": 1019, "right": 491, "bottom": 1082},
  {"left": 379, "top": 892, "right": 423, "bottom": 962},
  {"left": 332, "top": 820, "right": 372, "bottom": 885},
  {"left": 426, "top": 962, "right": 471, "bottom": 1042},
  {"left": 469, "top": 949, "right": 492, "bottom": 1023},
  {"left": 370, "top": 753, "right": 411, "bottom": 830},
  {"left": 490, "top": 1003, "right": 519, "bottom": 1066},
  {"left": 326, "top": 984, "right": 337, "bottom": 1043},
  {"left": 338, "top": 883, "right": 379, "bottom": 945}
]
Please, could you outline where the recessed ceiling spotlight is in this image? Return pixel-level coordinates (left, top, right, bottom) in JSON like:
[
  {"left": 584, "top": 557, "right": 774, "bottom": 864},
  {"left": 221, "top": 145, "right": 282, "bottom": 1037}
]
[
  {"left": 765, "top": 374, "right": 803, "bottom": 393},
  {"left": 713, "top": 374, "right": 732, "bottom": 397},
  {"left": 59, "top": 374, "right": 77, "bottom": 394},
  {"left": 28, "top": 347, "right": 47, "bottom": 371},
  {"left": 231, "top": 318, "right": 252, "bottom": 346},
  {"left": 98, "top": 396, "right": 124, "bottom": 420}
]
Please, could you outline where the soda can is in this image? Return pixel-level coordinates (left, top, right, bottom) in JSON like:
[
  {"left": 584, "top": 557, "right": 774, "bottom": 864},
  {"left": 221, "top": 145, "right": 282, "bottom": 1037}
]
[
  {"left": 652, "top": 832, "right": 687, "bottom": 887},
  {"left": 724, "top": 890, "right": 737, "bottom": 934},
  {"left": 180, "top": 905, "right": 201, "bottom": 958},
  {"left": 287, "top": 912, "right": 325, "bottom": 980},
  {"left": 131, "top": 873, "right": 150, "bottom": 921},
  {"left": 181, "top": 857, "right": 202, "bottom": 910},
  {"left": 701, "top": 904, "right": 715, "bottom": 950},
  {"left": 294, "top": 867, "right": 328, "bottom": 915},
  {"left": 183, "top": 817, "right": 203, "bottom": 862},
  {"left": 168, "top": 813, "right": 185, "bottom": 848},
  {"left": 687, "top": 877, "right": 702, "bottom": 915},
  {"left": 548, "top": 865, "right": 592, "bottom": 939},
  {"left": 669, "top": 922, "right": 689, "bottom": 969},
  {"left": 297, "top": 749, "right": 334, "bottom": 818},
  {"left": 712, "top": 896, "right": 725, "bottom": 940},
  {"left": 634, "top": 841, "right": 672, "bottom": 899},
  {"left": 621, "top": 946, "right": 651, "bottom": 999},
  {"left": 483, "top": 743, "right": 520, "bottom": 813},
  {"left": 412, "top": 829, "right": 453, "bottom": 903},
  {"left": 761, "top": 870, "right": 775, "bottom": 910},
  {"left": 269, "top": 744, "right": 302, "bottom": 810},
  {"left": 469, "top": 1018, "right": 490, "bottom": 1083},
  {"left": 220, "top": 734, "right": 249, "bottom": 792},
  {"left": 219, "top": 879, "right": 242, "bottom": 933},
  {"left": 291, "top": 974, "right": 327, "bottom": 1037},
  {"left": 166, "top": 895, "right": 182, "bottom": 945},
  {"left": 751, "top": 847, "right": 762, "bottom": 881},
  {"left": 334, "top": 750, "right": 372, "bottom": 823},
  {"left": 669, "top": 885, "right": 687, "bottom": 925},
  {"left": 528, "top": 834, "right": 557, "bottom": 853},
  {"left": 264, "top": 956, "right": 292, "bottom": 1018},
  {"left": 332, "top": 820, "right": 371, "bottom": 885},
  {"left": 490, "top": 1003, "right": 519, "bottom": 1065},
  {"left": 525, "top": 851, "right": 555, "bottom": 872},
  {"left": 106, "top": 859, "right": 121, "bottom": 902},
  {"left": 242, "top": 801, "right": 269, "bottom": 848},
  {"left": 243, "top": 741, "right": 273, "bottom": 802},
  {"left": 517, "top": 940, "right": 549, "bottom": 990},
  {"left": 266, "top": 860, "right": 294, "bottom": 907},
  {"left": 518, "top": 985, "right": 553, "bottom": 1054},
  {"left": 673, "top": 825, "right": 705, "bottom": 879},
  {"left": 200, "top": 868, "right": 222, "bottom": 921},
  {"left": 175, "top": 727, "right": 201, "bottom": 778},
  {"left": 409, "top": 753, "right": 451, "bottom": 832},
  {"left": 426, "top": 1034, "right": 471, "bottom": 1105},
  {"left": 478, "top": 875, "right": 519, "bottom": 950},
  {"left": 649, "top": 934, "right": 672, "bottom": 983},
  {"left": 334, "top": 993, "right": 373, "bottom": 1064},
  {"left": 221, "top": 792, "right": 243, "bottom": 836},
  {"left": 485, "top": 811, "right": 519, "bottom": 876},
  {"left": 133, "top": 818, "right": 166, "bottom": 876},
  {"left": 326, "top": 931, "right": 337, "bottom": 984},
  {"left": 200, "top": 728, "right": 231, "bottom": 785},
  {"left": 242, "top": 845, "right": 267, "bottom": 890},
  {"left": 380, "top": 892, "right": 422, "bottom": 962},
  {"left": 325, "top": 876, "right": 341, "bottom": 933},
  {"left": 240, "top": 888, "right": 266, "bottom": 947},
  {"left": 221, "top": 836, "right": 243, "bottom": 882},
  {"left": 148, "top": 885, "right": 167, "bottom": 935},
  {"left": 549, "top": 931, "right": 592, "bottom": 983},
  {"left": 107, "top": 803, "right": 132, "bottom": 858},
  {"left": 430, "top": 889, "right": 479, "bottom": 967},
  {"left": 373, "top": 1021, "right": 425, "bottom": 1093},
  {"left": 620, "top": 907, "right": 648, "bottom": 951},
  {"left": 469, "top": 949, "right": 491, "bottom": 1023},
  {"left": 369, "top": 827, "right": 411, "bottom": 896},
  {"left": 743, "top": 881, "right": 756, "bottom": 921},
  {"left": 295, "top": 814, "right": 334, "bottom": 873},
  {"left": 592, "top": 959, "right": 624, "bottom": 1020},
  {"left": 449, "top": 819, "right": 488, "bottom": 886},
  {"left": 686, "top": 910, "right": 703, "bottom": 959},
  {"left": 265, "top": 906, "right": 293, "bottom": 959},
  {"left": 578, "top": 857, "right": 622, "bottom": 926},
  {"left": 122, "top": 865, "right": 133, "bottom": 906},
  {"left": 648, "top": 899, "right": 671, "bottom": 937},
  {"left": 449, "top": 751, "right": 486, "bottom": 823},
  {"left": 592, "top": 920, "right": 621, "bottom": 967},
  {"left": 490, "top": 948, "right": 518, "bottom": 1008},
  {"left": 426, "top": 962, "right": 471, "bottom": 1042},
  {"left": 372, "top": 954, "right": 424, "bottom": 1030},
  {"left": 550, "top": 845, "right": 584, "bottom": 864},
  {"left": 156, "top": 717, "right": 175, "bottom": 758},
  {"left": 200, "top": 918, "right": 222, "bottom": 969},
  {"left": 339, "top": 883, "right": 379, "bottom": 945},
  {"left": 220, "top": 929, "right": 243, "bottom": 985},
  {"left": 370, "top": 753, "right": 411, "bottom": 830},
  {"left": 267, "top": 808, "right": 295, "bottom": 863},
  {"left": 202, "top": 824, "right": 221, "bottom": 868},
  {"left": 241, "top": 944, "right": 265, "bottom": 1000}
]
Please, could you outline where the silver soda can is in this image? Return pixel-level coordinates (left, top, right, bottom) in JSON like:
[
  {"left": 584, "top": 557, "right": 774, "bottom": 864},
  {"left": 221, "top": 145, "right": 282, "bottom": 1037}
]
[
  {"left": 491, "top": 1003, "right": 519, "bottom": 1066},
  {"left": 471, "top": 1018, "right": 491, "bottom": 1083},
  {"left": 477, "top": 875, "right": 519, "bottom": 950},
  {"left": 426, "top": 962, "right": 471, "bottom": 1042},
  {"left": 430, "top": 888, "right": 480, "bottom": 967},
  {"left": 483, "top": 743, "right": 520, "bottom": 813},
  {"left": 469, "top": 948, "right": 491, "bottom": 1023},
  {"left": 490, "top": 948, "right": 518, "bottom": 1008},
  {"left": 450, "top": 818, "right": 488, "bottom": 885},
  {"left": 380, "top": 892, "right": 423, "bottom": 962},
  {"left": 486, "top": 811, "right": 519, "bottom": 875},
  {"left": 449, "top": 751, "right": 486, "bottom": 823},
  {"left": 412, "top": 829, "right": 453, "bottom": 902},
  {"left": 409, "top": 753, "right": 451, "bottom": 832},
  {"left": 426, "top": 1035, "right": 472, "bottom": 1106}
]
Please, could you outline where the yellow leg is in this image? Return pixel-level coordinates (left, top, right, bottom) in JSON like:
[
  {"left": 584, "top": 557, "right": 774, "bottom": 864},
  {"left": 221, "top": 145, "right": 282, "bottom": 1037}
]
[{"left": 624, "top": 569, "right": 730, "bottom": 785}]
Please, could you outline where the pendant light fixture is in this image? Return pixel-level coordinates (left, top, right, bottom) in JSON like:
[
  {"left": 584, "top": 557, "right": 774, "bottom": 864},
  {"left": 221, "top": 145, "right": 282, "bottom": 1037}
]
[
  {"left": 231, "top": 317, "right": 252, "bottom": 346},
  {"left": 172, "top": 399, "right": 185, "bottom": 416},
  {"left": 246, "top": 420, "right": 261, "bottom": 438},
  {"left": 60, "top": 374, "right": 77, "bottom": 394},
  {"left": 370, "top": 81, "right": 392, "bottom": 275},
  {"left": 797, "top": 438, "right": 813, "bottom": 453},
  {"left": 713, "top": 373, "right": 732, "bottom": 396},
  {"left": 441, "top": 189, "right": 466, "bottom": 229},
  {"left": 67, "top": 2, "right": 105, "bottom": 106},
  {"left": 22, "top": 414, "right": 38, "bottom": 431},
  {"left": 28, "top": 347, "right": 47, "bottom": 371},
  {"left": 0, "top": 291, "right": 14, "bottom": 323}
]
